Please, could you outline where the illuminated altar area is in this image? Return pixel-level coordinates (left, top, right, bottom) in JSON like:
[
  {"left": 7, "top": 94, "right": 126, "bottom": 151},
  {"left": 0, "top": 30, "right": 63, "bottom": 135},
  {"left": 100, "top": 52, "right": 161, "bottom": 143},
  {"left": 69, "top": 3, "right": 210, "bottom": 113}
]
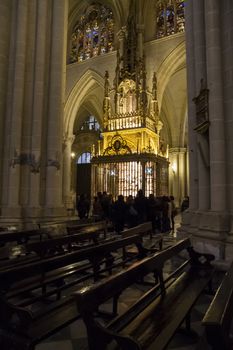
[{"left": 91, "top": 13, "right": 169, "bottom": 198}]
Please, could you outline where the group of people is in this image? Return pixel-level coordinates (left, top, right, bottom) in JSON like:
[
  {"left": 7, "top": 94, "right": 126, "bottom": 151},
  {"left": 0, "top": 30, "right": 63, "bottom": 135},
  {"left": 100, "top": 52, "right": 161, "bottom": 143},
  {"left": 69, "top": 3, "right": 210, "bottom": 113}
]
[{"left": 76, "top": 190, "right": 189, "bottom": 234}]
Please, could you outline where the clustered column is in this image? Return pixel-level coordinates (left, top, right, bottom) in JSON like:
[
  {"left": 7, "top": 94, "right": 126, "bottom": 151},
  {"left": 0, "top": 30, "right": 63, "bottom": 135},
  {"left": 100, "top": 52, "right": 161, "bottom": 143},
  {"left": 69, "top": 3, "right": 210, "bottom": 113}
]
[
  {"left": 0, "top": 0, "right": 69, "bottom": 223},
  {"left": 184, "top": 0, "right": 198, "bottom": 211},
  {"left": 222, "top": 2, "right": 233, "bottom": 235},
  {"left": 44, "top": 0, "right": 68, "bottom": 215},
  {"left": 63, "top": 135, "right": 75, "bottom": 211},
  {"left": 205, "top": 0, "right": 226, "bottom": 212},
  {"left": 169, "top": 148, "right": 187, "bottom": 206},
  {"left": 193, "top": 0, "right": 210, "bottom": 211},
  {"left": 2, "top": 0, "right": 29, "bottom": 216},
  {"left": 0, "top": 0, "right": 12, "bottom": 208}
]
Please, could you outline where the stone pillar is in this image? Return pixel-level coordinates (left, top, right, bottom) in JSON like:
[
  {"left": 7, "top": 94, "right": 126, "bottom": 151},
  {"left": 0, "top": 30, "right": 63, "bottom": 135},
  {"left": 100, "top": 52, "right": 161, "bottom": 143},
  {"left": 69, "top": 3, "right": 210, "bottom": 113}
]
[
  {"left": 0, "top": 1, "right": 12, "bottom": 208},
  {"left": 44, "top": 0, "right": 68, "bottom": 216},
  {"left": 205, "top": 0, "right": 226, "bottom": 212},
  {"left": 28, "top": 0, "right": 50, "bottom": 212},
  {"left": 221, "top": 3, "right": 233, "bottom": 237},
  {"left": 169, "top": 148, "right": 187, "bottom": 206},
  {"left": 193, "top": 0, "right": 210, "bottom": 211},
  {"left": 1, "top": 0, "right": 29, "bottom": 216},
  {"left": 179, "top": 149, "right": 187, "bottom": 202},
  {"left": 184, "top": 0, "right": 198, "bottom": 210},
  {"left": 63, "top": 135, "right": 75, "bottom": 211},
  {"left": 169, "top": 150, "right": 177, "bottom": 200},
  {"left": 20, "top": 0, "right": 37, "bottom": 210}
]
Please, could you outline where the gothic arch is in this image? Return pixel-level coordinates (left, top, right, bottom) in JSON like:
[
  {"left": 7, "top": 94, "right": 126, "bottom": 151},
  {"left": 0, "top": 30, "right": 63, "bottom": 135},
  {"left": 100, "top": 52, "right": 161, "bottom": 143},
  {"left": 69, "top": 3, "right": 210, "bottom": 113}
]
[
  {"left": 157, "top": 41, "right": 187, "bottom": 148},
  {"left": 64, "top": 69, "right": 105, "bottom": 136},
  {"left": 157, "top": 40, "right": 186, "bottom": 108}
]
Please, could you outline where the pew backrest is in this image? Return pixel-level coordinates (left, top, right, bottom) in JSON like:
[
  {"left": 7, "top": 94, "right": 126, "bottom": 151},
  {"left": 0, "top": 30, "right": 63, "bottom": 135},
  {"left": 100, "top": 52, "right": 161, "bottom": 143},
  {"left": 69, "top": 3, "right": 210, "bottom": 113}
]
[
  {"left": 121, "top": 222, "right": 152, "bottom": 238},
  {"left": 74, "top": 238, "right": 191, "bottom": 313},
  {"left": 0, "top": 234, "right": 142, "bottom": 291},
  {"left": 202, "top": 261, "right": 233, "bottom": 350}
]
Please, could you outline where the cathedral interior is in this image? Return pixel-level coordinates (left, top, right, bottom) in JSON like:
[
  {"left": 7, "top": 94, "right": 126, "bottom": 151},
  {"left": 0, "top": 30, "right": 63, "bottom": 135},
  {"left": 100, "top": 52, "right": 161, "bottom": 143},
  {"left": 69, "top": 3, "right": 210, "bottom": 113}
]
[
  {"left": 0, "top": 0, "right": 188, "bottom": 221},
  {"left": 1, "top": 0, "right": 233, "bottom": 349}
]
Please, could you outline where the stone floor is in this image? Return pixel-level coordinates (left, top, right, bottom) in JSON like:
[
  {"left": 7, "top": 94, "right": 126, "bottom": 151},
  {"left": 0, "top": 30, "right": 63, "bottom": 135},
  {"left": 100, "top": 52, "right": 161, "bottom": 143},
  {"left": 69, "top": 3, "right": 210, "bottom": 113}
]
[{"left": 35, "top": 217, "right": 222, "bottom": 350}]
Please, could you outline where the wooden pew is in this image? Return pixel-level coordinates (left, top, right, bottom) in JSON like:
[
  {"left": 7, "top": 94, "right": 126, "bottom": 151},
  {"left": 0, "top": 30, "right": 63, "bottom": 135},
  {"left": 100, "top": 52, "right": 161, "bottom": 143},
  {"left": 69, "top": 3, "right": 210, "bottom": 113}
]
[
  {"left": 121, "top": 222, "right": 163, "bottom": 251},
  {"left": 24, "top": 229, "right": 109, "bottom": 258},
  {"left": 0, "top": 229, "right": 48, "bottom": 265},
  {"left": 202, "top": 261, "right": 233, "bottom": 350},
  {"left": 0, "top": 221, "right": 107, "bottom": 263},
  {"left": 73, "top": 238, "right": 215, "bottom": 350},
  {"left": 67, "top": 220, "right": 107, "bottom": 238},
  {"left": 0, "top": 228, "right": 47, "bottom": 244},
  {"left": 0, "top": 234, "right": 146, "bottom": 350}
]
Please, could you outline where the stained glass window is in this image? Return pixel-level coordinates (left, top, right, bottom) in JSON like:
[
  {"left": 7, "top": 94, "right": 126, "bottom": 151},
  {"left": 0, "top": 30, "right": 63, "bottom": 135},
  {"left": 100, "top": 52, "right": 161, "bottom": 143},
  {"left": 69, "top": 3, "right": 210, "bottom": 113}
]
[
  {"left": 69, "top": 3, "right": 114, "bottom": 64},
  {"left": 156, "top": 0, "right": 185, "bottom": 39},
  {"left": 77, "top": 152, "right": 91, "bottom": 164}
]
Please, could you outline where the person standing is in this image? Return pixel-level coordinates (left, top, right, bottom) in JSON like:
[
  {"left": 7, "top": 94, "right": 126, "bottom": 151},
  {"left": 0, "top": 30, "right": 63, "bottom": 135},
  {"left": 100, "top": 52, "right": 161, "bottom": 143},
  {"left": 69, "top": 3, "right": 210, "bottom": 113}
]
[
  {"left": 76, "top": 193, "right": 90, "bottom": 220},
  {"left": 112, "top": 195, "right": 127, "bottom": 233},
  {"left": 134, "top": 190, "right": 148, "bottom": 224},
  {"left": 170, "top": 195, "right": 176, "bottom": 232}
]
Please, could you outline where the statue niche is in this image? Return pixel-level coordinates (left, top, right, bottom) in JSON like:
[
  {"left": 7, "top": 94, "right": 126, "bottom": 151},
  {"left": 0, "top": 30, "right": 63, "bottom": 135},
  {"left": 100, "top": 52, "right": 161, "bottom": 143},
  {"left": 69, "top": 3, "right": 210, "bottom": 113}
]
[{"left": 118, "top": 79, "right": 136, "bottom": 114}]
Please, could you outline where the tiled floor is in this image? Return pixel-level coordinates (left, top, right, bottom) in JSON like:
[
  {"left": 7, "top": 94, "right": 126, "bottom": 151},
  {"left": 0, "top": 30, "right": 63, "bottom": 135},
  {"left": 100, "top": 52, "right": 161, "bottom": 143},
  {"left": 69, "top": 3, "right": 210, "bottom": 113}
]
[
  {"left": 36, "top": 289, "right": 216, "bottom": 350},
  {"left": 36, "top": 219, "right": 222, "bottom": 350}
]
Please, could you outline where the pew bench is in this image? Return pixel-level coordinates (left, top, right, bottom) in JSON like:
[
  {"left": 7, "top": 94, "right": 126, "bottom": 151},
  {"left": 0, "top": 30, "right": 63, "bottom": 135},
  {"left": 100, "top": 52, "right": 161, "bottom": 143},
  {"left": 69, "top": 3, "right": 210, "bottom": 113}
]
[
  {"left": 73, "top": 238, "right": 215, "bottom": 350},
  {"left": 67, "top": 220, "right": 107, "bottom": 238},
  {"left": 202, "top": 261, "right": 233, "bottom": 350},
  {"left": 0, "top": 234, "right": 147, "bottom": 350},
  {"left": 24, "top": 229, "right": 109, "bottom": 258},
  {"left": 0, "top": 221, "right": 107, "bottom": 265},
  {"left": 121, "top": 222, "right": 163, "bottom": 253},
  {"left": 0, "top": 229, "right": 48, "bottom": 245}
]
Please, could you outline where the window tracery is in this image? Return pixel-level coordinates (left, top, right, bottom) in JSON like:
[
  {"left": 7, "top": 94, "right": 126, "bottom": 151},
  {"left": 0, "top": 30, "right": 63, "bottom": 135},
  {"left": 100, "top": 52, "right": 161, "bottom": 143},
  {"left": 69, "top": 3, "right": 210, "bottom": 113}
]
[
  {"left": 80, "top": 116, "right": 101, "bottom": 131},
  {"left": 69, "top": 3, "right": 114, "bottom": 64},
  {"left": 156, "top": 0, "right": 185, "bottom": 39},
  {"left": 77, "top": 152, "right": 91, "bottom": 164}
]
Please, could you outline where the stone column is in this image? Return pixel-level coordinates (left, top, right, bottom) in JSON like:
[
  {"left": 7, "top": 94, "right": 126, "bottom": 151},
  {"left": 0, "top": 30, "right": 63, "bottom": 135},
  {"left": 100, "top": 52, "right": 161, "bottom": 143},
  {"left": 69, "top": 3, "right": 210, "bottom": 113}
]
[
  {"left": 193, "top": 0, "right": 210, "bottom": 211},
  {"left": 20, "top": 0, "right": 37, "bottom": 210},
  {"left": 179, "top": 149, "right": 187, "bottom": 202},
  {"left": 44, "top": 0, "right": 68, "bottom": 216},
  {"left": 63, "top": 135, "right": 75, "bottom": 211},
  {"left": 169, "top": 148, "right": 187, "bottom": 206},
  {"left": 169, "top": 150, "right": 178, "bottom": 199},
  {"left": 184, "top": 0, "right": 198, "bottom": 210},
  {"left": 28, "top": 0, "right": 50, "bottom": 212},
  {"left": 221, "top": 3, "right": 233, "bottom": 237},
  {"left": 0, "top": 1, "right": 12, "bottom": 207},
  {"left": 1, "top": 0, "right": 28, "bottom": 216},
  {"left": 205, "top": 0, "right": 226, "bottom": 212}
]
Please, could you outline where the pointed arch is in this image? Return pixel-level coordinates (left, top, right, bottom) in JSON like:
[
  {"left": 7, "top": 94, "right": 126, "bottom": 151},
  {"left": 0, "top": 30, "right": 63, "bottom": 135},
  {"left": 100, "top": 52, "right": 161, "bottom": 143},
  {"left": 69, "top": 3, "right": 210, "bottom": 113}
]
[
  {"left": 64, "top": 69, "right": 105, "bottom": 136},
  {"left": 157, "top": 40, "right": 186, "bottom": 109},
  {"left": 157, "top": 41, "right": 187, "bottom": 148}
]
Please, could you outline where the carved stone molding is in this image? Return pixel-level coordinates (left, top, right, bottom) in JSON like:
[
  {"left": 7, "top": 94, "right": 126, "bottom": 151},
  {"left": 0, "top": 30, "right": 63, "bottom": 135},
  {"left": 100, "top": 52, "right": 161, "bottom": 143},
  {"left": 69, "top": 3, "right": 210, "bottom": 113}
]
[
  {"left": 10, "top": 151, "right": 40, "bottom": 173},
  {"left": 46, "top": 152, "right": 60, "bottom": 170},
  {"left": 193, "top": 78, "right": 210, "bottom": 134}
]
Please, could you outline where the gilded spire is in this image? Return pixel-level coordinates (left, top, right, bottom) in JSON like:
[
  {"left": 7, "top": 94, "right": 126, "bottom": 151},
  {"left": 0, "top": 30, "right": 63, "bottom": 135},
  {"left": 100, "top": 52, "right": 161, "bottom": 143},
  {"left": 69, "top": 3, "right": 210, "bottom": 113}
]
[
  {"left": 152, "top": 72, "right": 157, "bottom": 100},
  {"left": 104, "top": 70, "right": 110, "bottom": 97}
]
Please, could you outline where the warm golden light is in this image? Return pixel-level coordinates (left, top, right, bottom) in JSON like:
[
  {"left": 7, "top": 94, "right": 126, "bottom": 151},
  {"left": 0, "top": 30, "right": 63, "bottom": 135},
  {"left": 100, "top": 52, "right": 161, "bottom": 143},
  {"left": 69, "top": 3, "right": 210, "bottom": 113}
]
[
  {"left": 171, "top": 163, "right": 177, "bottom": 173},
  {"left": 92, "top": 43, "right": 169, "bottom": 198}
]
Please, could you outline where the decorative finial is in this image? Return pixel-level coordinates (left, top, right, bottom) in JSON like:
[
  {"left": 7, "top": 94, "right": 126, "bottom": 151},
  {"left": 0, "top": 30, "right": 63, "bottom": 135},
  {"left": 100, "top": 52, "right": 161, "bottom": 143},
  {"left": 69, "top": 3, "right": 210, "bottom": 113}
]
[
  {"left": 152, "top": 72, "right": 157, "bottom": 100},
  {"left": 104, "top": 70, "right": 110, "bottom": 97}
]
